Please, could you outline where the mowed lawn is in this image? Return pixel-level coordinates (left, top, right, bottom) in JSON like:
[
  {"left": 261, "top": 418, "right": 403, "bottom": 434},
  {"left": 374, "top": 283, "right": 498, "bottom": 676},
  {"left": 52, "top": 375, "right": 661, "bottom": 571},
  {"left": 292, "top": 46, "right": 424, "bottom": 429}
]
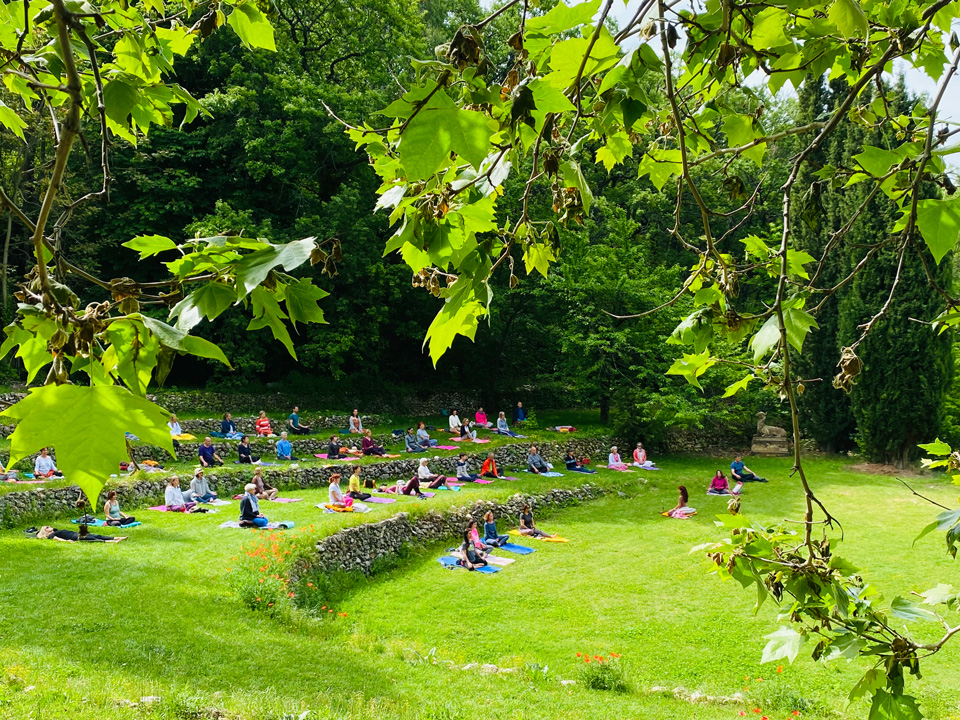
[{"left": 1, "top": 456, "right": 958, "bottom": 720}]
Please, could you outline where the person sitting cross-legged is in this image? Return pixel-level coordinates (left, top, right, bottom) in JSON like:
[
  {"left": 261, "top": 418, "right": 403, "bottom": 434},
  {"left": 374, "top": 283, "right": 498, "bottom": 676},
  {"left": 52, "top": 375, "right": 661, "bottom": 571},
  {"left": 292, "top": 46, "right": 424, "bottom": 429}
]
[
  {"left": 239, "top": 483, "right": 269, "bottom": 528},
  {"left": 730, "top": 454, "right": 766, "bottom": 483},
  {"left": 475, "top": 408, "right": 493, "bottom": 428},
  {"left": 252, "top": 466, "right": 278, "bottom": 501},
  {"left": 164, "top": 476, "right": 196, "bottom": 512},
  {"left": 418, "top": 458, "right": 451, "bottom": 489},
  {"left": 519, "top": 503, "right": 555, "bottom": 538},
  {"left": 327, "top": 434, "right": 347, "bottom": 459},
  {"left": 483, "top": 511, "right": 510, "bottom": 547},
  {"left": 455, "top": 452, "right": 479, "bottom": 481},
  {"left": 707, "top": 470, "right": 741, "bottom": 496},
  {"left": 666, "top": 485, "right": 697, "bottom": 518},
  {"left": 255, "top": 411, "right": 275, "bottom": 437},
  {"left": 347, "top": 466, "right": 371, "bottom": 501},
  {"left": 481, "top": 452, "right": 501, "bottom": 478},
  {"left": 34, "top": 448, "right": 62, "bottom": 478},
  {"left": 190, "top": 468, "right": 218, "bottom": 503},
  {"left": 526, "top": 445, "right": 552, "bottom": 474},
  {"left": 404, "top": 427, "right": 426, "bottom": 453},
  {"left": 198, "top": 437, "right": 223, "bottom": 468},
  {"left": 632, "top": 441, "right": 659, "bottom": 470},
  {"left": 496, "top": 411, "right": 521, "bottom": 437},
  {"left": 288, "top": 406, "right": 312, "bottom": 435},
  {"left": 564, "top": 450, "right": 597, "bottom": 474},
  {"left": 361, "top": 429, "right": 386, "bottom": 456},
  {"left": 326, "top": 473, "right": 354, "bottom": 510},
  {"left": 416, "top": 422, "right": 439, "bottom": 448},
  {"left": 103, "top": 490, "right": 137, "bottom": 527},
  {"left": 607, "top": 446, "right": 630, "bottom": 470},
  {"left": 447, "top": 409, "right": 462, "bottom": 435},
  {"left": 349, "top": 409, "right": 363, "bottom": 435},
  {"left": 276, "top": 432, "right": 298, "bottom": 461},
  {"left": 238, "top": 435, "right": 260, "bottom": 464},
  {"left": 513, "top": 401, "right": 528, "bottom": 425},
  {"left": 460, "top": 420, "right": 477, "bottom": 442},
  {"left": 458, "top": 528, "right": 488, "bottom": 570},
  {"left": 220, "top": 413, "right": 242, "bottom": 439}
]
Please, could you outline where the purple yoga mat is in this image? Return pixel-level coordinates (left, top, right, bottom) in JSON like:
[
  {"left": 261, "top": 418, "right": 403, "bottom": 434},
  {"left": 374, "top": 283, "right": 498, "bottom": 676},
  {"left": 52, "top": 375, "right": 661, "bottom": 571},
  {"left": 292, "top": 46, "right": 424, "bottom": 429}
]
[
  {"left": 420, "top": 491, "right": 436, "bottom": 498},
  {"left": 270, "top": 497, "right": 302, "bottom": 503},
  {"left": 365, "top": 496, "right": 396, "bottom": 504}
]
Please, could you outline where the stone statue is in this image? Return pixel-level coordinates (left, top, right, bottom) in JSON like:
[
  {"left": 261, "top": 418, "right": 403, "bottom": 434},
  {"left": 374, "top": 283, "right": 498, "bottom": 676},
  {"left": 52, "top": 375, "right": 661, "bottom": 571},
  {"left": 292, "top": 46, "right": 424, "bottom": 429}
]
[{"left": 756, "top": 412, "right": 788, "bottom": 438}]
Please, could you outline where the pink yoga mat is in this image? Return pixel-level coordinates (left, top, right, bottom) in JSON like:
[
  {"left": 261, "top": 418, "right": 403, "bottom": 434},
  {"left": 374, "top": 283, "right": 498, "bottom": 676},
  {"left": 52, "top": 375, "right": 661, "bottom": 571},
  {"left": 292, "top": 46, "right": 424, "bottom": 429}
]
[
  {"left": 474, "top": 478, "right": 494, "bottom": 484},
  {"left": 270, "top": 497, "right": 302, "bottom": 503},
  {"left": 314, "top": 454, "right": 357, "bottom": 461},
  {"left": 435, "top": 445, "right": 459, "bottom": 450}
]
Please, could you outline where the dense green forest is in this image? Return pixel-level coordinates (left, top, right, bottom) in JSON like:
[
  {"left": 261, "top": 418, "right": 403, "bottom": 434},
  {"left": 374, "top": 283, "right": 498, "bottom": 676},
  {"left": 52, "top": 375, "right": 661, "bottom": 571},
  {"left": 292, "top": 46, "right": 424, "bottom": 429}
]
[{"left": 0, "top": 0, "right": 954, "bottom": 463}]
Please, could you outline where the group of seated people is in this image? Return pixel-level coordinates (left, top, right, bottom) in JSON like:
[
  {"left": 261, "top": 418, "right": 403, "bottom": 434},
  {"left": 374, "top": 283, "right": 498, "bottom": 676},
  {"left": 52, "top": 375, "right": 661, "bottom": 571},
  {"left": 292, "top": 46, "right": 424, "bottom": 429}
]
[{"left": 456, "top": 505, "right": 554, "bottom": 569}]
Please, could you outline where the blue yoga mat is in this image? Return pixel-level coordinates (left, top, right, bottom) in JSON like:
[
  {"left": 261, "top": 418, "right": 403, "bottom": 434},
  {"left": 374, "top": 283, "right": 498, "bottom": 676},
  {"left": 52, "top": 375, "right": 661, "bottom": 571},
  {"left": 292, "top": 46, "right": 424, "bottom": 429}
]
[
  {"left": 72, "top": 518, "right": 142, "bottom": 528},
  {"left": 437, "top": 556, "right": 500, "bottom": 573},
  {"left": 499, "top": 542, "right": 535, "bottom": 555}
]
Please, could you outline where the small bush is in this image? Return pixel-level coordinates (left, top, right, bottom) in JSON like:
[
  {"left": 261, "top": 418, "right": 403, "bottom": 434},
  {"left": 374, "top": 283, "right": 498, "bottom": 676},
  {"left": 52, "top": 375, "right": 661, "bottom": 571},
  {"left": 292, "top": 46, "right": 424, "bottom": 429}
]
[{"left": 575, "top": 652, "right": 627, "bottom": 692}]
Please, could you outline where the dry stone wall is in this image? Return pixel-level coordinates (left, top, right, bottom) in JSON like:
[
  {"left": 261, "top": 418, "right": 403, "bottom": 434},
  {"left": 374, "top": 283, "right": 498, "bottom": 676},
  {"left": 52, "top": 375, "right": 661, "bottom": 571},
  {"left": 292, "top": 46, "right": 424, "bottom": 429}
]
[
  {"left": 0, "top": 438, "right": 611, "bottom": 526},
  {"left": 308, "top": 483, "right": 605, "bottom": 576}
]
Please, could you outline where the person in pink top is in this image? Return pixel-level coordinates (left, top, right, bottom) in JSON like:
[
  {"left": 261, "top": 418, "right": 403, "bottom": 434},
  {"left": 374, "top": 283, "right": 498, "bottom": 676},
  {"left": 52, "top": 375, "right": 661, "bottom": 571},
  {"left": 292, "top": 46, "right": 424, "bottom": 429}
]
[
  {"left": 474, "top": 407, "right": 493, "bottom": 428},
  {"left": 707, "top": 470, "right": 742, "bottom": 496},
  {"left": 607, "top": 446, "right": 630, "bottom": 470}
]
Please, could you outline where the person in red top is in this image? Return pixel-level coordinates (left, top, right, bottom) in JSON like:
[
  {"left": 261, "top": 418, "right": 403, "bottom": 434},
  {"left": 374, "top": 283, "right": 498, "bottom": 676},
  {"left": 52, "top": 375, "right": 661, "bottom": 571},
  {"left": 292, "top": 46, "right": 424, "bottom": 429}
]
[
  {"left": 255, "top": 411, "right": 274, "bottom": 437},
  {"left": 481, "top": 452, "right": 501, "bottom": 478}
]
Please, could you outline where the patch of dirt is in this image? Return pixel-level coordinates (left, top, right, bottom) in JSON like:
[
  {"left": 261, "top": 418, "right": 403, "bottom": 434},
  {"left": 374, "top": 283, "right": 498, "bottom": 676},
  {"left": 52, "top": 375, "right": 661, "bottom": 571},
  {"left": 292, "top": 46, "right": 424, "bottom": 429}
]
[{"left": 850, "top": 462, "right": 923, "bottom": 478}]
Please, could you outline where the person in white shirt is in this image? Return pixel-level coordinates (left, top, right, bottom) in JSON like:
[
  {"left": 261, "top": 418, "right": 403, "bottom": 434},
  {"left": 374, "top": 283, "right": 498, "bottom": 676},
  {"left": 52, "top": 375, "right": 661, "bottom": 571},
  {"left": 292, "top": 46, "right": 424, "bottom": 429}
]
[
  {"left": 164, "top": 476, "right": 196, "bottom": 512},
  {"left": 418, "top": 458, "right": 450, "bottom": 489},
  {"left": 34, "top": 448, "right": 62, "bottom": 477},
  {"left": 327, "top": 473, "right": 353, "bottom": 509},
  {"left": 448, "top": 410, "right": 462, "bottom": 434}
]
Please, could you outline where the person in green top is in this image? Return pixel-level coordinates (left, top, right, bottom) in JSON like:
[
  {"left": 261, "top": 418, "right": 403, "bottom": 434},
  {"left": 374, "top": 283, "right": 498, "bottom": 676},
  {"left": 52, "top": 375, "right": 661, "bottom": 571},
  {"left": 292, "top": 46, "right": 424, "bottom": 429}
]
[{"left": 288, "top": 406, "right": 311, "bottom": 435}]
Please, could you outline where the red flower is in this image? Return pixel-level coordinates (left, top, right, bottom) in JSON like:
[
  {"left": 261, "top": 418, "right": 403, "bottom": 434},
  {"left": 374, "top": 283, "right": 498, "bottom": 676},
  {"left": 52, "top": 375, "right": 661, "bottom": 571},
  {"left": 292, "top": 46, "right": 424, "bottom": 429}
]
[
  {"left": 338, "top": 612, "right": 348, "bottom": 617},
  {"left": 255, "top": 597, "right": 261, "bottom": 602},
  {"left": 753, "top": 710, "right": 761, "bottom": 714},
  {"left": 594, "top": 655, "right": 603, "bottom": 661},
  {"left": 791, "top": 713, "right": 801, "bottom": 717},
  {"left": 308, "top": 583, "right": 314, "bottom": 587},
  {"left": 738, "top": 713, "right": 746, "bottom": 717},
  {"left": 328, "top": 609, "right": 334, "bottom": 613},
  {"left": 609, "top": 652, "right": 620, "bottom": 658},
  {"left": 288, "top": 592, "right": 295, "bottom": 597},
  {"left": 584, "top": 657, "right": 590, "bottom": 663},
  {"left": 576, "top": 652, "right": 581, "bottom": 657},
  {"left": 776, "top": 665, "right": 784, "bottom": 674}
]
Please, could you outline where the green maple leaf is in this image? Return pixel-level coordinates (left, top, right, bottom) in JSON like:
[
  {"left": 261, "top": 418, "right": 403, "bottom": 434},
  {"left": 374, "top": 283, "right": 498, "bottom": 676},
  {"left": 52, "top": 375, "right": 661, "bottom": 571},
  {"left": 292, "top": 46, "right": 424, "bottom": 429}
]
[
  {"left": 283, "top": 278, "right": 329, "bottom": 328},
  {"left": 3, "top": 385, "right": 174, "bottom": 505}
]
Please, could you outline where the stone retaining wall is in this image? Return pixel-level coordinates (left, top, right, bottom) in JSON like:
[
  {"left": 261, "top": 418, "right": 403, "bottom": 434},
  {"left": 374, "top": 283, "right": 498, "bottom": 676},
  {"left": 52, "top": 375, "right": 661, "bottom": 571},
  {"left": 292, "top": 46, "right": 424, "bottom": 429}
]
[
  {"left": 173, "top": 414, "right": 383, "bottom": 435},
  {"left": 0, "top": 438, "right": 611, "bottom": 526},
  {"left": 306, "top": 483, "right": 605, "bottom": 577}
]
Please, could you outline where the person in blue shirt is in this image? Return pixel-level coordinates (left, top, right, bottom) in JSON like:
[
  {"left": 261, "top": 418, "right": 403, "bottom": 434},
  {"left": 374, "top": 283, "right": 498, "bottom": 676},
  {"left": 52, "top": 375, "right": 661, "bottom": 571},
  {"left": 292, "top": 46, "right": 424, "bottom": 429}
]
[
  {"left": 730, "top": 454, "right": 766, "bottom": 483},
  {"left": 276, "top": 432, "right": 297, "bottom": 461},
  {"left": 220, "top": 413, "right": 241, "bottom": 439},
  {"left": 198, "top": 437, "right": 223, "bottom": 467},
  {"left": 287, "top": 406, "right": 311, "bottom": 435},
  {"left": 513, "top": 401, "right": 528, "bottom": 424}
]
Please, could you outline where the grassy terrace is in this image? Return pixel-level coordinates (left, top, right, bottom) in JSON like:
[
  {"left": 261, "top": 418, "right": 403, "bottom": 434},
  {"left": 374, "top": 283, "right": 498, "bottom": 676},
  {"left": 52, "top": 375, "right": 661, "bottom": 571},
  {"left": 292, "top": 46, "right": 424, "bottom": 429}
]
[
  {"left": 0, "top": 410, "right": 608, "bottom": 498},
  {"left": 1, "top": 455, "right": 959, "bottom": 719}
]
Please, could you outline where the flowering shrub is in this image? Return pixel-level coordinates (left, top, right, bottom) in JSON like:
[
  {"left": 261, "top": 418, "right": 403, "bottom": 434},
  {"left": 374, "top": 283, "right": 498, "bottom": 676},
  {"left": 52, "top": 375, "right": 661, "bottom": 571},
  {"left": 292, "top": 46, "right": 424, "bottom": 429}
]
[
  {"left": 226, "top": 526, "right": 347, "bottom": 622},
  {"left": 575, "top": 652, "right": 626, "bottom": 692}
]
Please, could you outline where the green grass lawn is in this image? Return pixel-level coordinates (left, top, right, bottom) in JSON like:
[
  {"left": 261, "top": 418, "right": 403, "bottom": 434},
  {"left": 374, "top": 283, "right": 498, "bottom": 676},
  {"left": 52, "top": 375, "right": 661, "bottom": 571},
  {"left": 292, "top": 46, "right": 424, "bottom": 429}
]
[{"left": 1, "top": 456, "right": 958, "bottom": 720}]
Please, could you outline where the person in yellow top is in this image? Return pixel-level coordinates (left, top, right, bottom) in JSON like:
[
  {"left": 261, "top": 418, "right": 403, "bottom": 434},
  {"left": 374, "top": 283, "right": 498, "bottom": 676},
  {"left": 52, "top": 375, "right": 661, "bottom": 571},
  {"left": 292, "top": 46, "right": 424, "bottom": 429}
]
[{"left": 347, "top": 466, "right": 371, "bottom": 501}]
